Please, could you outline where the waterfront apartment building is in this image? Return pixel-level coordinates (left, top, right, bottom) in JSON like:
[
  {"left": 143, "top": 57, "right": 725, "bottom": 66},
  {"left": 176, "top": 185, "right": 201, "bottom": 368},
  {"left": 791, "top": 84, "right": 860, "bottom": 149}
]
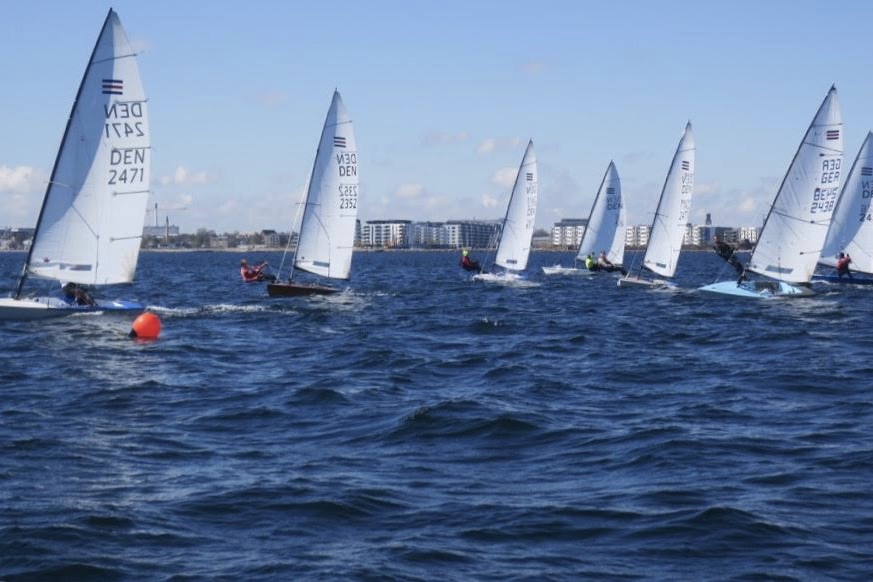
[
  {"left": 408, "top": 222, "right": 450, "bottom": 248},
  {"left": 444, "top": 220, "right": 500, "bottom": 249},
  {"left": 625, "top": 225, "right": 650, "bottom": 248},
  {"left": 737, "top": 226, "right": 760, "bottom": 244},
  {"left": 361, "top": 220, "right": 412, "bottom": 248},
  {"left": 551, "top": 218, "right": 587, "bottom": 248}
]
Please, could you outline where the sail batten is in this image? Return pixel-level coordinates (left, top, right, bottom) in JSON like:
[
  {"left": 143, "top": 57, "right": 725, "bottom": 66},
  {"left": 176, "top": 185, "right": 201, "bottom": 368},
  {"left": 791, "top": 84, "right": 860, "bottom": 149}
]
[
  {"left": 293, "top": 91, "right": 359, "bottom": 281},
  {"left": 495, "top": 140, "right": 538, "bottom": 272},
  {"left": 749, "top": 87, "right": 843, "bottom": 283},
  {"left": 820, "top": 132, "right": 873, "bottom": 275},
  {"left": 24, "top": 9, "right": 150, "bottom": 288},
  {"left": 641, "top": 123, "right": 695, "bottom": 278},
  {"left": 575, "top": 161, "right": 625, "bottom": 265}
]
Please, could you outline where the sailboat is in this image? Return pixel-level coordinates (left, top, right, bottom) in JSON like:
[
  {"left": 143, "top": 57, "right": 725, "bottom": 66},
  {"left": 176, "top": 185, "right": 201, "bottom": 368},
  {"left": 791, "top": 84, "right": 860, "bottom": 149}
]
[
  {"left": 813, "top": 131, "right": 873, "bottom": 284},
  {"left": 0, "top": 9, "right": 150, "bottom": 321},
  {"left": 473, "top": 140, "right": 538, "bottom": 282},
  {"left": 543, "top": 161, "right": 625, "bottom": 275},
  {"left": 700, "top": 86, "right": 843, "bottom": 298},
  {"left": 618, "top": 122, "right": 695, "bottom": 288},
  {"left": 267, "top": 90, "right": 358, "bottom": 297}
]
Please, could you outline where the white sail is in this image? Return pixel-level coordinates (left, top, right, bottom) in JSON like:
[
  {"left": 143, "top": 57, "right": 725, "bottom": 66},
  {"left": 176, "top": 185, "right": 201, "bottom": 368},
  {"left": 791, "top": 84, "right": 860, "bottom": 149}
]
[
  {"left": 819, "top": 131, "right": 873, "bottom": 274},
  {"left": 576, "top": 161, "right": 625, "bottom": 265},
  {"left": 495, "top": 140, "right": 538, "bottom": 272},
  {"left": 27, "top": 10, "right": 149, "bottom": 286},
  {"left": 749, "top": 87, "right": 843, "bottom": 284},
  {"left": 294, "top": 91, "right": 358, "bottom": 280},
  {"left": 642, "top": 122, "right": 695, "bottom": 278}
]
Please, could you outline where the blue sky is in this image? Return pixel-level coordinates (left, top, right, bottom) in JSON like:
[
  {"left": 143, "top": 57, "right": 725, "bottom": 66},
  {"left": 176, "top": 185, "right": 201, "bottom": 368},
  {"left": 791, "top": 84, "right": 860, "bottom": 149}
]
[{"left": 2, "top": 0, "right": 873, "bottom": 233}]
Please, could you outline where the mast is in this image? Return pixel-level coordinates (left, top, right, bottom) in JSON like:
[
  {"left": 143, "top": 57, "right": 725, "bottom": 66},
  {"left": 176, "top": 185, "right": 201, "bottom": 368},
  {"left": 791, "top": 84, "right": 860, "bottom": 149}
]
[
  {"left": 748, "top": 86, "right": 841, "bottom": 282},
  {"left": 14, "top": 9, "right": 115, "bottom": 299},
  {"left": 576, "top": 161, "right": 612, "bottom": 266}
]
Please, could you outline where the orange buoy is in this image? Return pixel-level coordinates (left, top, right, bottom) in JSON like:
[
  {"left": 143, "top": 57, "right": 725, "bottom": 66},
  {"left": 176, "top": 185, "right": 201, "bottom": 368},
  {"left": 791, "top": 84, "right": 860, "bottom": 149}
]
[{"left": 130, "top": 312, "right": 161, "bottom": 339}]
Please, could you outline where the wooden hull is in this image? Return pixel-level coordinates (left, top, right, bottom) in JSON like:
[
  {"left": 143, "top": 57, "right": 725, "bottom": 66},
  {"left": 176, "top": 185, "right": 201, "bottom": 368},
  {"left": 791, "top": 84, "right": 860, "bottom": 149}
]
[
  {"left": 0, "top": 297, "right": 145, "bottom": 321},
  {"left": 266, "top": 282, "right": 338, "bottom": 297}
]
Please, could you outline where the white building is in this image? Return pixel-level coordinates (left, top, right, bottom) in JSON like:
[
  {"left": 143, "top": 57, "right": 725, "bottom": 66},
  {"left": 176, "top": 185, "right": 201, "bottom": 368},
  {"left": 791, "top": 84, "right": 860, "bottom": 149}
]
[
  {"left": 361, "top": 220, "right": 412, "bottom": 248},
  {"left": 737, "top": 226, "right": 761, "bottom": 244},
  {"left": 625, "top": 225, "right": 650, "bottom": 248},
  {"left": 551, "top": 219, "right": 587, "bottom": 248},
  {"left": 443, "top": 220, "right": 500, "bottom": 248}
]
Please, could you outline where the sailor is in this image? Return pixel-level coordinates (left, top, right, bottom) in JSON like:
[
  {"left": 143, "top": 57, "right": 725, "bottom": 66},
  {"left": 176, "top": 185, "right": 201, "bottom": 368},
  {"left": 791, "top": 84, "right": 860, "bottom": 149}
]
[
  {"left": 240, "top": 259, "right": 268, "bottom": 282},
  {"left": 584, "top": 253, "right": 598, "bottom": 271},
  {"left": 62, "top": 282, "right": 96, "bottom": 306},
  {"left": 836, "top": 252, "right": 853, "bottom": 279},
  {"left": 459, "top": 249, "right": 481, "bottom": 272}
]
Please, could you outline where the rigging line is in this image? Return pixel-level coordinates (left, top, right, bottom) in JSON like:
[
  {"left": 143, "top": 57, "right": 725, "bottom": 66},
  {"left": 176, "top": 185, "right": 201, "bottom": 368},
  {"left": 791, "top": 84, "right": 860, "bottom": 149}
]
[{"left": 91, "top": 52, "right": 139, "bottom": 65}]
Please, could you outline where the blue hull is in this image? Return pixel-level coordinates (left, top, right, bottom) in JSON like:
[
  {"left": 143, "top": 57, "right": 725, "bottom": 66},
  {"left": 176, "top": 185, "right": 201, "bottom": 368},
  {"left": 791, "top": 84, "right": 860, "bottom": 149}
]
[{"left": 699, "top": 280, "right": 814, "bottom": 298}]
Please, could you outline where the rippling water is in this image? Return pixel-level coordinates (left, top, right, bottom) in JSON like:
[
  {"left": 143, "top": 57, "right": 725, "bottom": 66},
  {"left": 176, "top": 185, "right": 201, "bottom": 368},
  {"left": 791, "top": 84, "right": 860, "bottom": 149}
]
[{"left": 1, "top": 250, "right": 872, "bottom": 580}]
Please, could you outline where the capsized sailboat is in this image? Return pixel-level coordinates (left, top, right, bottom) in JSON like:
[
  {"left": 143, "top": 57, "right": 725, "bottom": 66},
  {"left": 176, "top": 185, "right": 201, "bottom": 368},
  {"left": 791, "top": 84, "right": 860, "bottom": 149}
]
[
  {"left": 0, "top": 9, "right": 150, "bottom": 321},
  {"left": 813, "top": 131, "right": 873, "bottom": 284},
  {"left": 473, "top": 140, "right": 538, "bottom": 282},
  {"left": 268, "top": 90, "right": 358, "bottom": 297},
  {"left": 618, "top": 122, "right": 695, "bottom": 288},
  {"left": 543, "top": 161, "right": 625, "bottom": 275},
  {"left": 700, "top": 86, "right": 843, "bottom": 298}
]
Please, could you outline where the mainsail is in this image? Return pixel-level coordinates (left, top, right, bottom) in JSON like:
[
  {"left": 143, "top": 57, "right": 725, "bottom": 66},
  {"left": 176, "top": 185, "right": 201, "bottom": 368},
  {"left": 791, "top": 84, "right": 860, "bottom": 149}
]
[
  {"left": 642, "top": 122, "right": 695, "bottom": 278},
  {"left": 293, "top": 90, "right": 358, "bottom": 280},
  {"left": 748, "top": 87, "right": 843, "bottom": 284},
  {"left": 495, "top": 140, "right": 538, "bottom": 272},
  {"left": 21, "top": 9, "right": 149, "bottom": 291},
  {"left": 819, "top": 131, "right": 873, "bottom": 275},
  {"left": 576, "top": 161, "right": 625, "bottom": 265}
]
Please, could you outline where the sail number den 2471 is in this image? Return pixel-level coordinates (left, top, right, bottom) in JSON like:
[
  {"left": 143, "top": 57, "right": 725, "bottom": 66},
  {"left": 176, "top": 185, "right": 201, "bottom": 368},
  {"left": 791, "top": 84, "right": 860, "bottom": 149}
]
[{"left": 104, "top": 101, "right": 148, "bottom": 186}]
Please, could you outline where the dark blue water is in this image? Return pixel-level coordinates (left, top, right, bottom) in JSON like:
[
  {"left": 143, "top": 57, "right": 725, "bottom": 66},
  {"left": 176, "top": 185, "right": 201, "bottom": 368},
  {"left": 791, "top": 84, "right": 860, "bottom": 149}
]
[{"left": 1, "top": 250, "right": 872, "bottom": 580}]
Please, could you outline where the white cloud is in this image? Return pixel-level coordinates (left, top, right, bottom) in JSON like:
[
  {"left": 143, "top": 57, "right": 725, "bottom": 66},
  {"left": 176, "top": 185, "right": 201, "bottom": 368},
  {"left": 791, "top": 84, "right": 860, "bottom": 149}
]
[
  {"left": 477, "top": 138, "right": 496, "bottom": 154},
  {"left": 0, "top": 165, "right": 44, "bottom": 193},
  {"left": 491, "top": 167, "right": 518, "bottom": 188},
  {"left": 421, "top": 131, "right": 470, "bottom": 147},
  {"left": 218, "top": 200, "right": 238, "bottom": 214},
  {"left": 481, "top": 193, "right": 498, "bottom": 208},
  {"left": 160, "top": 165, "right": 211, "bottom": 186},
  {"left": 394, "top": 183, "right": 424, "bottom": 200},
  {"left": 477, "top": 137, "right": 523, "bottom": 155}
]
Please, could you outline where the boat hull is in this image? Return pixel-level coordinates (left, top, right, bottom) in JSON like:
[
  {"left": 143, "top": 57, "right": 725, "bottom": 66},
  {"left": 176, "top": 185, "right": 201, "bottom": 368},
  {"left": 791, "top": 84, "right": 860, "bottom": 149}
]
[
  {"left": 0, "top": 297, "right": 145, "bottom": 321},
  {"left": 616, "top": 275, "right": 674, "bottom": 289},
  {"left": 541, "top": 265, "right": 593, "bottom": 276},
  {"left": 266, "top": 282, "right": 338, "bottom": 297},
  {"left": 472, "top": 271, "right": 522, "bottom": 283},
  {"left": 699, "top": 280, "right": 815, "bottom": 298}
]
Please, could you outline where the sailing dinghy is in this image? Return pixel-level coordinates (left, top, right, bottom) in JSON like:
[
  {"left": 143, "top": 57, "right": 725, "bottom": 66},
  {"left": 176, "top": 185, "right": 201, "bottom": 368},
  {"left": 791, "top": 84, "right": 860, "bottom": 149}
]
[
  {"left": 268, "top": 91, "right": 358, "bottom": 297},
  {"left": 0, "top": 10, "right": 150, "bottom": 321},
  {"left": 618, "top": 122, "right": 695, "bottom": 288},
  {"left": 543, "top": 161, "right": 625, "bottom": 275},
  {"left": 812, "top": 131, "right": 873, "bottom": 285},
  {"left": 473, "top": 140, "right": 538, "bottom": 282},
  {"left": 700, "top": 86, "right": 843, "bottom": 298}
]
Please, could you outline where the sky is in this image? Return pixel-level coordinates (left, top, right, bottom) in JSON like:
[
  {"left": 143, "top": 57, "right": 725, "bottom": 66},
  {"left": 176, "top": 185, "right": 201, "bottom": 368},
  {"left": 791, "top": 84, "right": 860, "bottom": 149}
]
[{"left": 3, "top": 0, "right": 873, "bottom": 234}]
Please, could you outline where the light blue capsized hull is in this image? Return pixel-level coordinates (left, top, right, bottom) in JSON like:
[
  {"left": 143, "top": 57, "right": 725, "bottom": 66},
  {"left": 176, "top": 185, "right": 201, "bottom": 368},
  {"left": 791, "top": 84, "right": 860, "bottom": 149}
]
[
  {"left": 698, "top": 280, "right": 814, "bottom": 298},
  {"left": 0, "top": 296, "right": 145, "bottom": 321}
]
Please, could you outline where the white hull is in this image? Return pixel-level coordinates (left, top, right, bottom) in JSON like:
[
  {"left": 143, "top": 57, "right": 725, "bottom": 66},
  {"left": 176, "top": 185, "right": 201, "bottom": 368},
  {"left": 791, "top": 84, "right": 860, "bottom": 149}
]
[
  {"left": 541, "top": 265, "right": 593, "bottom": 276},
  {"left": 472, "top": 271, "right": 523, "bottom": 283},
  {"left": 616, "top": 275, "right": 674, "bottom": 289},
  {"left": 698, "top": 280, "right": 815, "bottom": 299},
  {"left": 0, "top": 296, "right": 145, "bottom": 321}
]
